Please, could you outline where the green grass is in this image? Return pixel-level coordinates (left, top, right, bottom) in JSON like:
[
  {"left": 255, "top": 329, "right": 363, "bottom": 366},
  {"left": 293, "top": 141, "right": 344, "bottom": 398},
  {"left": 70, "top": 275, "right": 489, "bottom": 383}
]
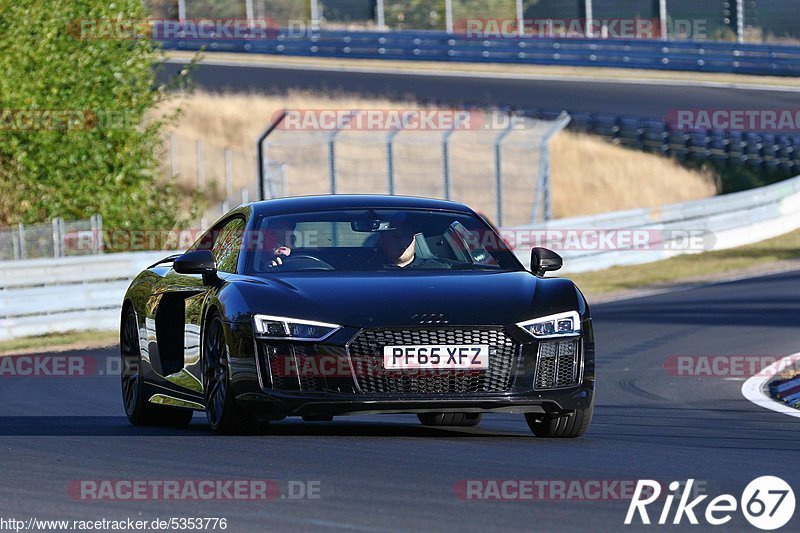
[
  {"left": 0, "top": 329, "right": 117, "bottom": 355},
  {"left": 569, "top": 229, "right": 800, "bottom": 298}
]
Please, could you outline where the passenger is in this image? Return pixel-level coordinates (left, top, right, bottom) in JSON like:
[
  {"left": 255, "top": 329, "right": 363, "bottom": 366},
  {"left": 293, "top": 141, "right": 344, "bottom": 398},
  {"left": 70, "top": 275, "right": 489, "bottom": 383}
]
[{"left": 367, "top": 224, "right": 450, "bottom": 270}]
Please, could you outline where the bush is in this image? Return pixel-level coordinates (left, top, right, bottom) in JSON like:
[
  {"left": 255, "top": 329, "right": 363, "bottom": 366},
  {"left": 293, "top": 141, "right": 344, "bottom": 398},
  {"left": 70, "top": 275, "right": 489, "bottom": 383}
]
[{"left": 0, "top": 0, "right": 195, "bottom": 232}]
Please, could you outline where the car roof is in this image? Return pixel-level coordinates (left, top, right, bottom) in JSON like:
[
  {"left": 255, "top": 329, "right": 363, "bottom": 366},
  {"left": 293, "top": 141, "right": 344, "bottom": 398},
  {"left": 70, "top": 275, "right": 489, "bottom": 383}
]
[{"left": 247, "top": 195, "right": 476, "bottom": 217}]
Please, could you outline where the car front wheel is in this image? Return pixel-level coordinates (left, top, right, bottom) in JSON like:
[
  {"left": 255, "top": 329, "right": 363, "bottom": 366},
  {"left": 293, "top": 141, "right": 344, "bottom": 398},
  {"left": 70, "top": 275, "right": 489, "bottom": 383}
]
[{"left": 203, "top": 313, "right": 265, "bottom": 435}]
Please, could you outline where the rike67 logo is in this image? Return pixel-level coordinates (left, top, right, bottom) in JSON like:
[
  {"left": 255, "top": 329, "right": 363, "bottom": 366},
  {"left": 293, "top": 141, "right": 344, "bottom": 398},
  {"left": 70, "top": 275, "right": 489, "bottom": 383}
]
[{"left": 626, "top": 477, "right": 795, "bottom": 530}]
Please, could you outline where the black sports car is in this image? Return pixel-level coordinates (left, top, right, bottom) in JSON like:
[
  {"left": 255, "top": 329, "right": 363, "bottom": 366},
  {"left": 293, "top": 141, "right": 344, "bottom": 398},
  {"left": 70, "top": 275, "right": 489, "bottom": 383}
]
[{"left": 120, "top": 195, "right": 595, "bottom": 436}]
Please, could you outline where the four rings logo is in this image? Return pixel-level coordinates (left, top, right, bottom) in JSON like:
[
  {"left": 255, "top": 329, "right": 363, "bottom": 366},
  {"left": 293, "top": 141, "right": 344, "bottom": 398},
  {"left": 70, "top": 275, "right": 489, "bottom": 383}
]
[{"left": 626, "top": 477, "right": 795, "bottom": 530}]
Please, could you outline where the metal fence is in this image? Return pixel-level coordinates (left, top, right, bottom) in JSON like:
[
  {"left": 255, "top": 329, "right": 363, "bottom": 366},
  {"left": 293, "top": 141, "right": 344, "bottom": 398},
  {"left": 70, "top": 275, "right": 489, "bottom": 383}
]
[
  {"left": 163, "top": 133, "right": 274, "bottom": 226},
  {"left": 149, "top": 1, "right": 800, "bottom": 42},
  {"left": 0, "top": 215, "right": 103, "bottom": 261},
  {"left": 257, "top": 111, "right": 570, "bottom": 227}
]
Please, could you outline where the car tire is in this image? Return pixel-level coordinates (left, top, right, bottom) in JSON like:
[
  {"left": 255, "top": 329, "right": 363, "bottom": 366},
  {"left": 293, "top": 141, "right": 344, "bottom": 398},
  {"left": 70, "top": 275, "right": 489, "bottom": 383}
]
[
  {"left": 203, "top": 313, "right": 266, "bottom": 435},
  {"left": 417, "top": 413, "right": 483, "bottom": 427},
  {"left": 525, "top": 405, "right": 593, "bottom": 438},
  {"left": 121, "top": 306, "right": 193, "bottom": 427}
]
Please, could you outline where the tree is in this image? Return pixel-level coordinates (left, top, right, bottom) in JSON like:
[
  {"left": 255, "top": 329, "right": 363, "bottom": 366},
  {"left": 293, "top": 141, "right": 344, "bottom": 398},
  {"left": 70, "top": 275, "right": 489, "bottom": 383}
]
[{"left": 0, "top": 0, "right": 194, "bottom": 234}]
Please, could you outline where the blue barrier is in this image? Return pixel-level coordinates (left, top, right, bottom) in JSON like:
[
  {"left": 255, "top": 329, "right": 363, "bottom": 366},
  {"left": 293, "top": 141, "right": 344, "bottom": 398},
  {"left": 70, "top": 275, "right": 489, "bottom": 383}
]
[{"left": 160, "top": 28, "right": 800, "bottom": 76}]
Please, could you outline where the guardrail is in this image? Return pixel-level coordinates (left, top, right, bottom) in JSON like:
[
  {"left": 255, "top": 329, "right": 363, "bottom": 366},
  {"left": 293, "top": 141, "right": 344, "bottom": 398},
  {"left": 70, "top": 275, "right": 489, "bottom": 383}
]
[
  {"left": 160, "top": 29, "right": 800, "bottom": 76},
  {"left": 0, "top": 251, "right": 172, "bottom": 341},
  {"left": 514, "top": 174, "right": 800, "bottom": 273},
  {"left": 3, "top": 175, "right": 800, "bottom": 340}
]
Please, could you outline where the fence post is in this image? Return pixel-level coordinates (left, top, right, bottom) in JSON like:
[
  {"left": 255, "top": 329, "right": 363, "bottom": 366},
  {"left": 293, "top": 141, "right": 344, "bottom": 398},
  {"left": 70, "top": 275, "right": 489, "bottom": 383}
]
[
  {"left": 386, "top": 128, "right": 401, "bottom": 195},
  {"left": 12, "top": 232, "right": 20, "bottom": 260},
  {"left": 257, "top": 110, "right": 287, "bottom": 201},
  {"left": 376, "top": 0, "right": 386, "bottom": 31},
  {"left": 584, "top": 0, "right": 594, "bottom": 38},
  {"left": 516, "top": 0, "right": 524, "bottom": 36},
  {"left": 327, "top": 112, "right": 354, "bottom": 195},
  {"left": 90, "top": 214, "right": 103, "bottom": 255},
  {"left": 246, "top": 0, "right": 254, "bottom": 26},
  {"left": 736, "top": 0, "right": 745, "bottom": 43},
  {"left": 328, "top": 137, "right": 338, "bottom": 195},
  {"left": 17, "top": 222, "right": 26, "bottom": 260},
  {"left": 445, "top": 0, "right": 454, "bottom": 34},
  {"left": 310, "top": 0, "right": 321, "bottom": 32},
  {"left": 533, "top": 112, "right": 572, "bottom": 224},
  {"left": 494, "top": 120, "right": 514, "bottom": 227},
  {"left": 51, "top": 217, "right": 64, "bottom": 258},
  {"left": 196, "top": 139, "right": 205, "bottom": 190},
  {"left": 659, "top": 0, "right": 668, "bottom": 40},
  {"left": 442, "top": 126, "right": 456, "bottom": 200},
  {"left": 178, "top": 0, "right": 186, "bottom": 22}
]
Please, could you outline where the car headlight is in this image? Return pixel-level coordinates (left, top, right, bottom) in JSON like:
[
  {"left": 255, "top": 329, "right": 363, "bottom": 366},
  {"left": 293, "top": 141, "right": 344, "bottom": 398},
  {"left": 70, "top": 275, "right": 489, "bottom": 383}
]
[
  {"left": 517, "top": 311, "right": 581, "bottom": 339},
  {"left": 253, "top": 314, "right": 341, "bottom": 341}
]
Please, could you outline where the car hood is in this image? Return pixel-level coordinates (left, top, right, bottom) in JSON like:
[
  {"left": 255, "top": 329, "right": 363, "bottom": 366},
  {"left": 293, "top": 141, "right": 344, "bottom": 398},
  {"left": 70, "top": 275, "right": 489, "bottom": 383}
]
[{"left": 234, "top": 271, "right": 570, "bottom": 328}]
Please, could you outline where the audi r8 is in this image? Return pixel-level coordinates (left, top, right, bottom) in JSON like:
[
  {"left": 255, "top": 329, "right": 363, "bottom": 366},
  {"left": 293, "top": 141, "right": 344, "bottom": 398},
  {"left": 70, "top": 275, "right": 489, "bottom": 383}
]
[{"left": 120, "top": 195, "right": 595, "bottom": 436}]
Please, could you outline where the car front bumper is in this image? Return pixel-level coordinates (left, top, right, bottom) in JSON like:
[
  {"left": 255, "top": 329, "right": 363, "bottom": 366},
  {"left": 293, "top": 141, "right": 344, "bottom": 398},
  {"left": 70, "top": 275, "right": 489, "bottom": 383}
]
[
  {"left": 235, "top": 385, "right": 594, "bottom": 419},
  {"left": 226, "top": 321, "right": 596, "bottom": 419}
]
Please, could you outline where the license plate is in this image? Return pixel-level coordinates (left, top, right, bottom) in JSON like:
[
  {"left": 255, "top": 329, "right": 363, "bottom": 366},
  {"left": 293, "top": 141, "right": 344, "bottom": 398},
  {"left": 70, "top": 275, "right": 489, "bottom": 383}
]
[{"left": 382, "top": 345, "right": 490, "bottom": 370}]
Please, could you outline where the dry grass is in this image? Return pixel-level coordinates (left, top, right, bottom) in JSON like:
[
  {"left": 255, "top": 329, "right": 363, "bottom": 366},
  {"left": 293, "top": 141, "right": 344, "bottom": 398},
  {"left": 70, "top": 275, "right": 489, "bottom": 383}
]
[
  {"left": 0, "top": 329, "right": 118, "bottom": 356},
  {"left": 155, "top": 91, "right": 716, "bottom": 223},
  {"left": 550, "top": 133, "right": 717, "bottom": 216},
  {"left": 569, "top": 229, "right": 800, "bottom": 300}
]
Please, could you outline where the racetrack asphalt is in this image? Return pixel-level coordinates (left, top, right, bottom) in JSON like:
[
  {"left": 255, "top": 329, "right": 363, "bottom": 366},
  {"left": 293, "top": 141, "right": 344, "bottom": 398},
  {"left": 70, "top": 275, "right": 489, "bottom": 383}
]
[
  {"left": 158, "top": 59, "right": 800, "bottom": 118},
  {"left": 1, "top": 269, "right": 799, "bottom": 531}
]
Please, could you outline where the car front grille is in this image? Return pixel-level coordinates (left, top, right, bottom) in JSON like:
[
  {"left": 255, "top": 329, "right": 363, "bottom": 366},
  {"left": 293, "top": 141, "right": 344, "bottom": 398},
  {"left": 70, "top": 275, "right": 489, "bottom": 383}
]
[
  {"left": 347, "top": 327, "right": 520, "bottom": 394},
  {"left": 534, "top": 339, "right": 581, "bottom": 390}
]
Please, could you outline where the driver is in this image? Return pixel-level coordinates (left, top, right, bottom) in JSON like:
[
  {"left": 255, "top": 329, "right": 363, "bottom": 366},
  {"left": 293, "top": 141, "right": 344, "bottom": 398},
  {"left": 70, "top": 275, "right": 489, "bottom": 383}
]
[
  {"left": 260, "top": 220, "right": 296, "bottom": 269},
  {"left": 367, "top": 224, "right": 450, "bottom": 270}
]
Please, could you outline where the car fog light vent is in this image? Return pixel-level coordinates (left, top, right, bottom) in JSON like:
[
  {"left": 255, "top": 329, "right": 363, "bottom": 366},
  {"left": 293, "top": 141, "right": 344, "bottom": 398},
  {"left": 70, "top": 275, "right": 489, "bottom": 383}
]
[{"left": 534, "top": 340, "right": 580, "bottom": 390}]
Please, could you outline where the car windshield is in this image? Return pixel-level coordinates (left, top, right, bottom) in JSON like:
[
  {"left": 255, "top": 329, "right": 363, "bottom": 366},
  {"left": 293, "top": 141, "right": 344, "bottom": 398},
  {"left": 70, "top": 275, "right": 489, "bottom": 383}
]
[{"left": 245, "top": 208, "right": 521, "bottom": 274}]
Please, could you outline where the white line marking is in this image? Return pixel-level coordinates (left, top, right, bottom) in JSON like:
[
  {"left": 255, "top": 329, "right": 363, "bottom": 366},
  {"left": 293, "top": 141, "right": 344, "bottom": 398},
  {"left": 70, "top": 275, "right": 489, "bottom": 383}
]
[
  {"left": 741, "top": 352, "right": 800, "bottom": 419},
  {"left": 164, "top": 56, "right": 800, "bottom": 94}
]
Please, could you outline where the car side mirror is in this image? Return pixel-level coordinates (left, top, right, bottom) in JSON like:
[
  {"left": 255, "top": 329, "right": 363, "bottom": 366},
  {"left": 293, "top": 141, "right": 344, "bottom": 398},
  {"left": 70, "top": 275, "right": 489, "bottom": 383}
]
[
  {"left": 531, "top": 247, "right": 563, "bottom": 277},
  {"left": 174, "top": 250, "right": 218, "bottom": 284}
]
